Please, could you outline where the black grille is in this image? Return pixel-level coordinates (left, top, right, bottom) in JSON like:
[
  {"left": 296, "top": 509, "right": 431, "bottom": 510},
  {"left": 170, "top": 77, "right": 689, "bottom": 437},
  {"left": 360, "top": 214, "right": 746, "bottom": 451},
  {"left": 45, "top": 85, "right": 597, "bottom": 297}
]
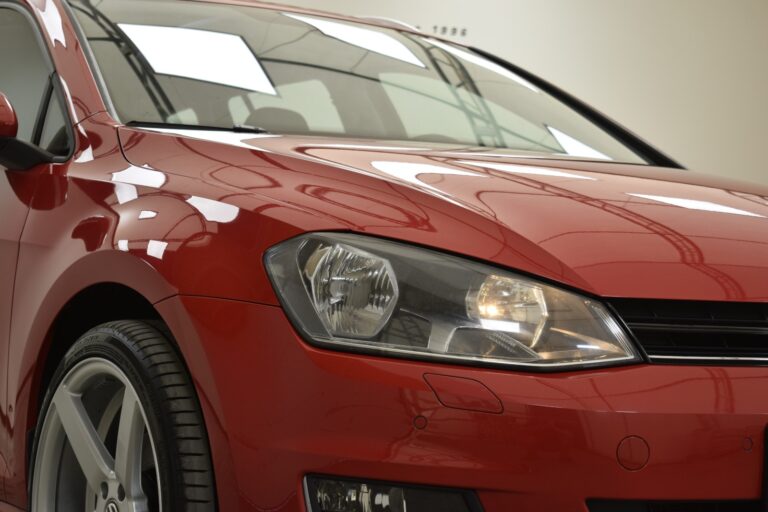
[
  {"left": 588, "top": 500, "right": 761, "bottom": 512},
  {"left": 609, "top": 299, "right": 768, "bottom": 362}
]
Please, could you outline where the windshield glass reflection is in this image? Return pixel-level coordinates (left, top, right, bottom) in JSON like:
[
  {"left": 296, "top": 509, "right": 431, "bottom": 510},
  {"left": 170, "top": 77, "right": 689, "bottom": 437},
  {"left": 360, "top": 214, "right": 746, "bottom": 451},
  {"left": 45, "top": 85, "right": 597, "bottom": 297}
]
[{"left": 70, "top": 0, "right": 646, "bottom": 163}]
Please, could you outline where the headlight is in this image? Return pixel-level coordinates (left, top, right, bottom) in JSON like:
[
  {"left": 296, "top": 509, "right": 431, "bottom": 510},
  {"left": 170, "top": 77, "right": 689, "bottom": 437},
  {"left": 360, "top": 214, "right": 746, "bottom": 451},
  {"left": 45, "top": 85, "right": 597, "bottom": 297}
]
[{"left": 265, "top": 233, "right": 640, "bottom": 370}]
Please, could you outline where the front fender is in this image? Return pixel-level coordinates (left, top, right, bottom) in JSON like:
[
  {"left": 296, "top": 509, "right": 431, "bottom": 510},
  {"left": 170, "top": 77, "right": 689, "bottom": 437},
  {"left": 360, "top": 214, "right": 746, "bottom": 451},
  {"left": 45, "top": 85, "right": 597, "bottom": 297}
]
[{"left": 3, "top": 113, "right": 342, "bottom": 506}]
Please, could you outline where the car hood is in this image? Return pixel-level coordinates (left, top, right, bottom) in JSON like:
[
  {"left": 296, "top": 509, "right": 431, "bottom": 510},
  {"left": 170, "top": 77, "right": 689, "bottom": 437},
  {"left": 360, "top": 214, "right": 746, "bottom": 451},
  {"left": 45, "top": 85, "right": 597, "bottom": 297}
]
[{"left": 119, "top": 128, "right": 768, "bottom": 302}]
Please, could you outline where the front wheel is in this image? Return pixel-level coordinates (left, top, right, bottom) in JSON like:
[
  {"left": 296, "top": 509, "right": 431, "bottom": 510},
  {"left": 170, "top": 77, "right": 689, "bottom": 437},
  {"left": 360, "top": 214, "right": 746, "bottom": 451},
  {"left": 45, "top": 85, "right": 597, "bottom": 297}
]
[{"left": 31, "top": 321, "right": 216, "bottom": 511}]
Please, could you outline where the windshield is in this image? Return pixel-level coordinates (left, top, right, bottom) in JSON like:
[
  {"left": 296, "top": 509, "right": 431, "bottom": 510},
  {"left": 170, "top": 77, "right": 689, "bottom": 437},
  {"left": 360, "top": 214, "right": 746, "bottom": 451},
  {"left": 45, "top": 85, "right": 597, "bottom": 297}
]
[{"left": 69, "top": 0, "right": 646, "bottom": 163}]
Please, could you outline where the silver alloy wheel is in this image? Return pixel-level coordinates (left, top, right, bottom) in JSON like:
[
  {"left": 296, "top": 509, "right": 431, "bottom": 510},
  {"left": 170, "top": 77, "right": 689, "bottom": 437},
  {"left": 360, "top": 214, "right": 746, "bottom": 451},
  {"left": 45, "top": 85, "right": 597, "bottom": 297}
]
[{"left": 32, "top": 358, "right": 162, "bottom": 512}]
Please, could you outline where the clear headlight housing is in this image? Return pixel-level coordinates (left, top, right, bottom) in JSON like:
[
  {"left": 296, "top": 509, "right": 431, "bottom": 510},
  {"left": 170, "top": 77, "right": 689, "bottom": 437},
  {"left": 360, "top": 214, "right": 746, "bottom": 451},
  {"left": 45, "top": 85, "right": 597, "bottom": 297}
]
[{"left": 265, "top": 233, "right": 640, "bottom": 370}]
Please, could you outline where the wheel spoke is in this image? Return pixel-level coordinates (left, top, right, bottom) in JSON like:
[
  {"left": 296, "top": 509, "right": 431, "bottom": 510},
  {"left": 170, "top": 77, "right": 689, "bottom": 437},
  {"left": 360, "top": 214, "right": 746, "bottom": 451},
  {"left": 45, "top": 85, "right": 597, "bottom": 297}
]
[
  {"left": 52, "top": 386, "right": 115, "bottom": 492},
  {"left": 115, "top": 387, "right": 147, "bottom": 503}
]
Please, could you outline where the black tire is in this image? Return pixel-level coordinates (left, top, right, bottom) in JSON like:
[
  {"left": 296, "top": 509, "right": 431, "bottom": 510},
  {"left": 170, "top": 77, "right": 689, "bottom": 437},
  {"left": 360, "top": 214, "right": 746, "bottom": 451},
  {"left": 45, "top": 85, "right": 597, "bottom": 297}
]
[{"left": 31, "top": 320, "right": 216, "bottom": 511}]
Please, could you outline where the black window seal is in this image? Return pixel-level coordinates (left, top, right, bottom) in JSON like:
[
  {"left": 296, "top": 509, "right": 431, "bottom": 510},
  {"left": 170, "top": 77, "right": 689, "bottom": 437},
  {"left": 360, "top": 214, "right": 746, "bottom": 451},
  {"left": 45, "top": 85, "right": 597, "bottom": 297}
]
[
  {"left": 31, "top": 73, "right": 55, "bottom": 146},
  {"left": 36, "top": 71, "right": 77, "bottom": 161}
]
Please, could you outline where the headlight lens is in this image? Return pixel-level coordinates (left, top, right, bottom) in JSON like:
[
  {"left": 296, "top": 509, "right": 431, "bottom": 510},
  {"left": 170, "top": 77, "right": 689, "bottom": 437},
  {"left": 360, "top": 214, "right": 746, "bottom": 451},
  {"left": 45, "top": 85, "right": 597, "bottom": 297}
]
[
  {"left": 303, "top": 241, "right": 398, "bottom": 338},
  {"left": 266, "top": 233, "right": 640, "bottom": 370}
]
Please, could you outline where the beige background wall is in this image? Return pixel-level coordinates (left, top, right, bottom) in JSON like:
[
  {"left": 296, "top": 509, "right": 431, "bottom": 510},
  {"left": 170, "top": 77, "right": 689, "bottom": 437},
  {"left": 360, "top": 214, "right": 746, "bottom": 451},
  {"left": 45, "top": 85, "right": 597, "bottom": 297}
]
[{"left": 279, "top": 0, "right": 768, "bottom": 185}]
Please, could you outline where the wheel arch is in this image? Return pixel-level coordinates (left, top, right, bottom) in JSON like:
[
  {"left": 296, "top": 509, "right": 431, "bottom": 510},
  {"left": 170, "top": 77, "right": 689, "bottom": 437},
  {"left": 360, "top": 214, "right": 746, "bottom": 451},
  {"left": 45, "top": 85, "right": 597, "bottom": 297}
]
[
  {"left": 32, "top": 282, "right": 164, "bottom": 417},
  {"left": 18, "top": 251, "right": 174, "bottom": 424},
  {"left": 23, "top": 282, "right": 167, "bottom": 489},
  {"left": 16, "top": 252, "right": 233, "bottom": 510}
]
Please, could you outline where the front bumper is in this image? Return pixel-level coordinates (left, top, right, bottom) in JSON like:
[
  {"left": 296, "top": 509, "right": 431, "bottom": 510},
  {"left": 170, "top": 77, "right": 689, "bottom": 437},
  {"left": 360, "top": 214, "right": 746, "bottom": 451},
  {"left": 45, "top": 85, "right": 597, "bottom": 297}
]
[{"left": 160, "top": 296, "right": 768, "bottom": 512}]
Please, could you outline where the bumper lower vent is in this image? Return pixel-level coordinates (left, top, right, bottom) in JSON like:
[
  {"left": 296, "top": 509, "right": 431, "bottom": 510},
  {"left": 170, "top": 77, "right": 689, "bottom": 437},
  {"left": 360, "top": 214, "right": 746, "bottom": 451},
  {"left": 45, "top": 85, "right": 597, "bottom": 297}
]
[{"left": 609, "top": 299, "right": 768, "bottom": 364}]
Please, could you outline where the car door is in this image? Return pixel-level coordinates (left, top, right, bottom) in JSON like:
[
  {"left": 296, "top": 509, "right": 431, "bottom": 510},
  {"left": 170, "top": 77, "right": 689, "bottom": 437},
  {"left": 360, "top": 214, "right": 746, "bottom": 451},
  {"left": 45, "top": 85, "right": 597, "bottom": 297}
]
[{"left": 0, "top": 3, "right": 72, "bottom": 486}]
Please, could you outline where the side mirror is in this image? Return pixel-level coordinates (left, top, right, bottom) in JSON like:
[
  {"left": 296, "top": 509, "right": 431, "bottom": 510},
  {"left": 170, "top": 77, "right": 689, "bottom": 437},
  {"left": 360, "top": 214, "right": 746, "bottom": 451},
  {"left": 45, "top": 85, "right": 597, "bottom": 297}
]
[
  {"left": 0, "top": 92, "right": 18, "bottom": 138},
  {"left": 0, "top": 91, "right": 56, "bottom": 171}
]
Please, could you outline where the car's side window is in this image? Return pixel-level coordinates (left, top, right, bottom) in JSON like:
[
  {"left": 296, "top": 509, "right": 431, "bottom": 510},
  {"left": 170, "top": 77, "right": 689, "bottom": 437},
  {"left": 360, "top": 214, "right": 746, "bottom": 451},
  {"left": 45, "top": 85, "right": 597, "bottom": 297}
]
[
  {"left": 0, "top": 8, "right": 50, "bottom": 143},
  {"left": 0, "top": 7, "right": 71, "bottom": 155}
]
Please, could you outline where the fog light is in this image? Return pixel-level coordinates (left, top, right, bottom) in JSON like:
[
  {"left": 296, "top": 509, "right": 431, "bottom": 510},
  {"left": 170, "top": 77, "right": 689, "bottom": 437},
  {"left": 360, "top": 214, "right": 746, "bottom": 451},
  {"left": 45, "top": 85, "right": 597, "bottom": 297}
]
[{"left": 304, "top": 475, "right": 481, "bottom": 512}]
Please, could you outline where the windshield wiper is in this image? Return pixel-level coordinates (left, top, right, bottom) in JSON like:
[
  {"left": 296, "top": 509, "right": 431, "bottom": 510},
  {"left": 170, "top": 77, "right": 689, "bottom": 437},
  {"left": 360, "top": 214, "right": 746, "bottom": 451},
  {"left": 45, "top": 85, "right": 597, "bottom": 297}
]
[{"left": 126, "top": 121, "right": 272, "bottom": 135}]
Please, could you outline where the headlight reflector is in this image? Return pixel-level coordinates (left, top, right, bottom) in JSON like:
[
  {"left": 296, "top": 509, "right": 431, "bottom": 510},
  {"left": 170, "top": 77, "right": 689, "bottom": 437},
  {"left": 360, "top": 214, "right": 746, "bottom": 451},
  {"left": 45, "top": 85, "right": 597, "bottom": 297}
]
[
  {"left": 303, "top": 241, "right": 398, "bottom": 338},
  {"left": 266, "top": 233, "right": 639, "bottom": 370},
  {"left": 467, "top": 275, "right": 548, "bottom": 340}
]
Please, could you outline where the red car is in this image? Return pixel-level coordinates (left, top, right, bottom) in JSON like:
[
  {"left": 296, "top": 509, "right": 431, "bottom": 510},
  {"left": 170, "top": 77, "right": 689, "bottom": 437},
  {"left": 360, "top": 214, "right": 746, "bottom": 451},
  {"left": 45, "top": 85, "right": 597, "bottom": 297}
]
[{"left": 1, "top": 0, "right": 767, "bottom": 511}]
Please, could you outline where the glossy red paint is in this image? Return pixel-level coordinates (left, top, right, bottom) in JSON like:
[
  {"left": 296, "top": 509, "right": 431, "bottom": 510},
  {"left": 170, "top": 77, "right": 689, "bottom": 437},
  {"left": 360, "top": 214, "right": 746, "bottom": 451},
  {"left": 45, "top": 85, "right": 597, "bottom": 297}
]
[
  {"left": 157, "top": 297, "right": 768, "bottom": 511},
  {"left": 119, "top": 127, "right": 768, "bottom": 302},
  {"left": 0, "top": 0, "right": 765, "bottom": 511}
]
